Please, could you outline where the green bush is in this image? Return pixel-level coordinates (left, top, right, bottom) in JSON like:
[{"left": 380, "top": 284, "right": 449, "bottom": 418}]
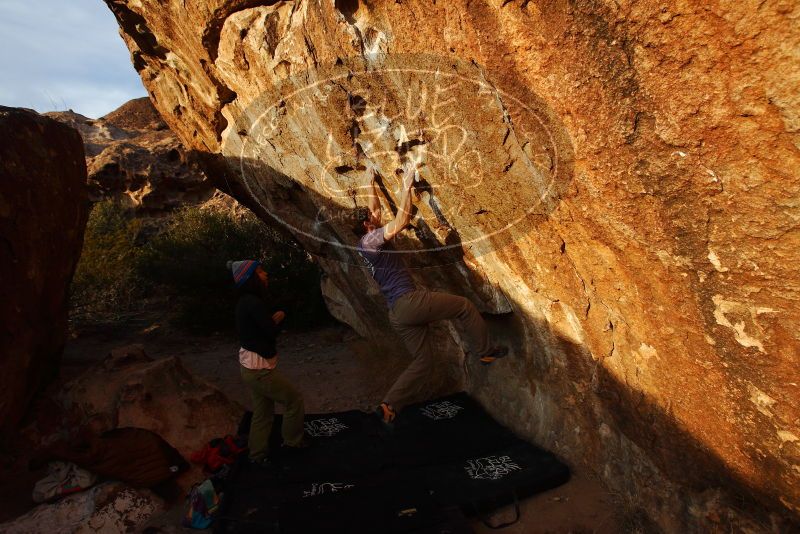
[
  {"left": 71, "top": 200, "right": 331, "bottom": 332},
  {"left": 70, "top": 201, "right": 145, "bottom": 320},
  {"left": 137, "top": 206, "right": 330, "bottom": 332}
]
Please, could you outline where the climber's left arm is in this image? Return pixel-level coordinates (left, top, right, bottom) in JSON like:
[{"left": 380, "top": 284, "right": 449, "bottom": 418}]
[{"left": 367, "top": 168, "right": 382, "bottom": 225}]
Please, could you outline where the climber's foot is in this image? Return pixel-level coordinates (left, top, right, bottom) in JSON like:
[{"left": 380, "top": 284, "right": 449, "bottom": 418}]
[
  {"left": 248, "top": 456, "right": 274, "bottom": 470},
  {"left": 282, "top": 433, "right": 312, "bottom": 452},
  {"left": 479, "top": 346, "right": 509, "bottom": 366},
  {"left": 375, "top": 402, "right": 396, "bottom": 427}
]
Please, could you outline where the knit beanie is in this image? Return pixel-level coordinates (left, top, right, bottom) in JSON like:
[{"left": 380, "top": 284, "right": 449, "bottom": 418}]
[{"left": 226, "top": 259, "right": 261, "bottom": 287}]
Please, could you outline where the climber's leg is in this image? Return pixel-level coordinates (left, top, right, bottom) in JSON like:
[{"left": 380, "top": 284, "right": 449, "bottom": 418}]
[
  {"left": 394, "top": 288, "right": 506, "bottom": 359},
  {"left": 384, "top": 313, "right": 433, "bottom": 412}
]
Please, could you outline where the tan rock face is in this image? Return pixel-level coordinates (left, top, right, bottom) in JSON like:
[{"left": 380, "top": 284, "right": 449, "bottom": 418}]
[
  {"left": 57, "top": 346, "right": 242, "bottom": 471},
  {"left": 0, "top": 482, "right": 163, "bottom": 533},
  {"left": 0, "top": 107, "right": 89, "bottom": 434},
  {"left": 104, "top": 0, "right": 799, "bottom": 529},
  {"left": 27, "top": 345, "right": 243, "bottom": 492},
  {"left": 46, "top": 97, "right": 214, "bottom": 213}
]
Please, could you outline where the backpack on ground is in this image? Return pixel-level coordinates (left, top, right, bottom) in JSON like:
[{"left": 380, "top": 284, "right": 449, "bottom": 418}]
[{"left": 183, "top": 479, "right": 220, "bottom": 529}]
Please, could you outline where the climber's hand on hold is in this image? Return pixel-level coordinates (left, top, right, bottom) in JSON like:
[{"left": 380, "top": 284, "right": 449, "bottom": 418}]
[
  {"left": 402, "top": 161, "right": 417, "bottom": 191},
  {"left": 272, "top": 310, "right": 286, "bottom": 325},
  {"left": 366, "top": 160, "right": 377, "bottom": 183},
  {"left": 384, "top": 162, "right": 417, "bottom": 241}
]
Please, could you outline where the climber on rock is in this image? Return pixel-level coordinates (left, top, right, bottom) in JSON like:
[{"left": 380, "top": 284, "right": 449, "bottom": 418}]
[
  {"left": 353, "top": 161, "right": 509, "bottom": 425},
  {"left": 227, "top": 259, "right": 310, "bottom": 466}
]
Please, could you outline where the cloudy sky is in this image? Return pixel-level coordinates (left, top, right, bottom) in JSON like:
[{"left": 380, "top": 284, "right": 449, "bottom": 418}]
[{"left": 0, "top": 0, "right": 147, "bottom": 118}]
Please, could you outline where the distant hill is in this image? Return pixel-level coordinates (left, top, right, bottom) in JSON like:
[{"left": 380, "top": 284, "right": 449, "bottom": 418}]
[
  {"left": 46, "top": 98, "right": 218, "bottom": 214},
  {"left": 101, "top": 96, "right": 167, "bottom": 131}
]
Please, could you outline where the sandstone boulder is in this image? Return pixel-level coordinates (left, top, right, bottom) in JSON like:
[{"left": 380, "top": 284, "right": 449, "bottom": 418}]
[
  {"left": 104, "top": 1, "right": 800, "bottom": 530},
  {"left": 46, "top": 98, "right": 215, "bottom": 213},
  {"left": 0, "top": 481, "right": 163, "bottom": 534},
  {"left": 0, "top": 107, "right": 89, "bottom": 435},
  {"left": 26, "top": 345, "right": 244, "bottom": 492},
  {"left": 60, "top": 344, "right": 242, "bottom": 452}
]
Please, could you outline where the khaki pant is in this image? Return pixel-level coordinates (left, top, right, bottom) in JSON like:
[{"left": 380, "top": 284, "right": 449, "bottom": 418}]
[
  {"left": 240, "top": 366, "right": 305, "bottom": 461},
  {"left": 386, "top": 289, "right": 492, "bottom": 411}
]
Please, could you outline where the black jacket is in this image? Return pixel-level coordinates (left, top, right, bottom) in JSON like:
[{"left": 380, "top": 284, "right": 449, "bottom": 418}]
[{"left": 235, "top": 293, "right": 279, "bottom": 358}]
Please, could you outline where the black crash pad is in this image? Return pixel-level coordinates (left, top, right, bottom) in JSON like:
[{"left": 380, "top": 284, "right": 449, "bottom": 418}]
[
  {"left": 426, "top": 441, "right": 571, "bottom": 508},
  {"left": 219, "top": 468, "right": 463, "bottom": 534},
  {"left": 216, "top": 393, "right": 569, "bottom": 533},
  {"left": 270, "top": 410, "right": 385, "bottom": 482},
  {"left": 386, "top": 393, "right": 518, "bottom": 467}
]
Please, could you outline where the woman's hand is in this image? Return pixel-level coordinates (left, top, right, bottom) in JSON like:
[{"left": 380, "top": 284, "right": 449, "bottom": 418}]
[{"left": 272, "top": 310, "right": 286, "bottom": 324}]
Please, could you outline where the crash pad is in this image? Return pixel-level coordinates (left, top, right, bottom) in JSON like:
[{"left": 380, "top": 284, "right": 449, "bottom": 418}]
[{"left": 216, "top": 393, "right": 569, "bottom": 533}]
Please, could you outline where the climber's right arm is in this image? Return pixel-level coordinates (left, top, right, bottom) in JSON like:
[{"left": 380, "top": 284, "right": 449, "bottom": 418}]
[{"left": 383, "top": 166, "right": 416, "bottom": 241}]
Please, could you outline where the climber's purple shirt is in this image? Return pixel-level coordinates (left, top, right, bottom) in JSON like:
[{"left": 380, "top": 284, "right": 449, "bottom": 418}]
[{"left": 357, "top": 227, "right": 416, "bottom": 308}]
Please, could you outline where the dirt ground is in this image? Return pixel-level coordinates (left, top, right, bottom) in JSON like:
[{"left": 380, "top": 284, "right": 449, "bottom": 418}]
[{"left": 3, "top": 317, "right": 623, "bottom": 533}]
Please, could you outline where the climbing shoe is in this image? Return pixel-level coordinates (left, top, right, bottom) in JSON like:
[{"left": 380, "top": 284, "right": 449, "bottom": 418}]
[
  {"left": 375, "top": 402, "right": 396, "bottom": 425},
  {"left": 479, "top": 346, "right": 509, "bottom": 366},
  {"left": 249, "top": 456, "right": 286, "bottom": 475},
  {"left": 248, "top": 456, "right": 274, "bottom": 469},
  {"left": 282, "top": 433, "right": 312, "bottom": 450}
]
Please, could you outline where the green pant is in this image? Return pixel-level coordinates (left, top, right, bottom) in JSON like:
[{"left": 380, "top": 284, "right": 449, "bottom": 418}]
[
  {"left": 240, "top": 366, "right": 305, "bottom": 460},
  {"left": 386, "top": 289, "right": 492, "bottom": 411}
]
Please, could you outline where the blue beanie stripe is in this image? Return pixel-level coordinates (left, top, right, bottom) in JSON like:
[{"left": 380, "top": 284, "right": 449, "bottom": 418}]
[{"left": 230, "top": 259, "right": 260, "bottom": 287}]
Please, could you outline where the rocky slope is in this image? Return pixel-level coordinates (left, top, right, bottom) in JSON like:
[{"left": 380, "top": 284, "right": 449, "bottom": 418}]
[
  {"left": 1, "top": 344, "right": 244, "bottom": 530},
  {"left": 27, "top": 345, "right": 243, "bottom": 492},
  {"left": 102, "top": 0, "right": 800, "bottom": 530},
  {"left": 0, "top": 482, "right": 164, "bottom": 534},
  {"left": 46, "top": 97, "right": 214, "bottom": 213},
  {"left": 0, "top": 107, "right": 89, "bottom": 435}
]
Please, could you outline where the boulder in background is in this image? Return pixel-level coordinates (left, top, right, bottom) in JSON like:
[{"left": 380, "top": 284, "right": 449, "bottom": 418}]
[
  {"left": 0, "top": 106, "right": 89, "bottom": 435},
  {"left": 46, "top": 97, "right": 215, "bottom": 214}
]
